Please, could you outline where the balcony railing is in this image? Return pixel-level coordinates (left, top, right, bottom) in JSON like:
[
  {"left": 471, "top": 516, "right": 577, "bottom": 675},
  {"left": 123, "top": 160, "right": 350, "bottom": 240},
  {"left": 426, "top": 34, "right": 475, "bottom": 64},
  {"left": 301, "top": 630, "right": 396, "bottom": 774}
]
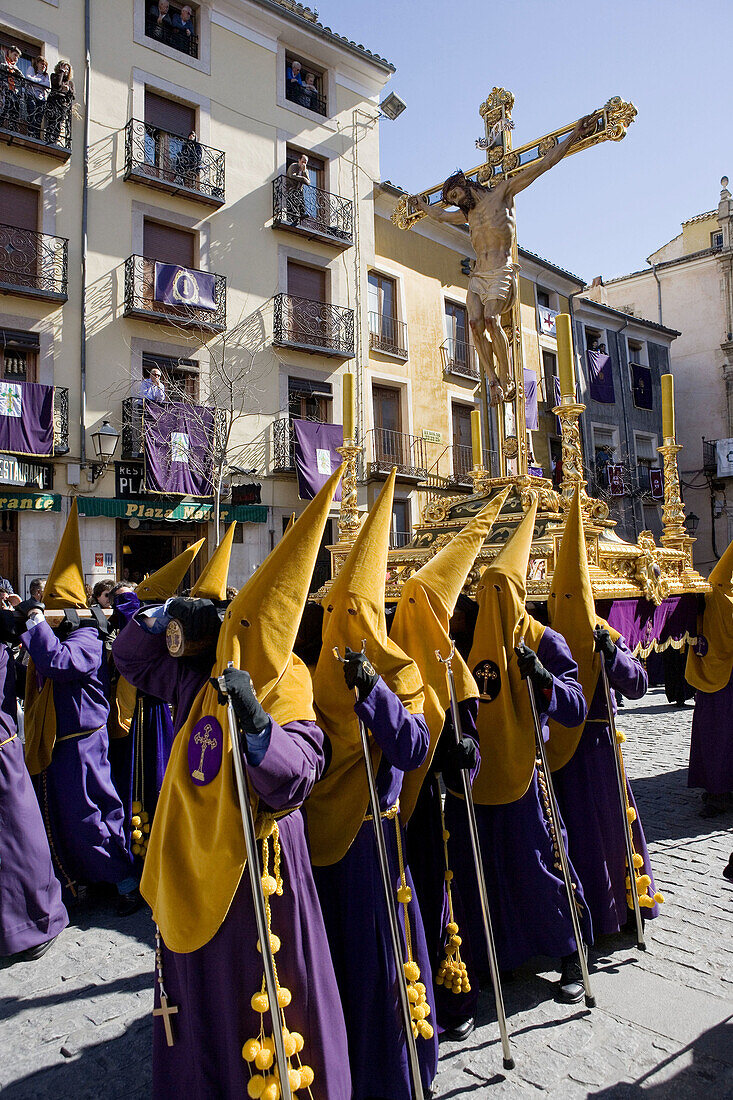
[
  {"left": 272, "top": 417, "right": 296, "bottom": 471},
  {"left": 122, "top": 396, "right": 226, "bottom": 462},
  {"left": 369, "top": 314, "right": 408, "bottom": 359},
  {"left": 53, "top": 386, "right": 69, "bottom": 455},
  {"left": 124, "top": 119, "right": 225, "bottom": 205},
  {"left": 703, "top": 439, "right": 718, "bottom": 472},
  {"left": 451, "top": 443, "right": 473, "bottom": 482},
  {"left": 273, "top": 294, "right": 354, "bottom": 358},
  {"left": 0, "top": 69, "right": 72, "bottom": 156},
  {"left": 272, "top": 176, "right": 352, "bottom": 246},
  {"left": 285, "top": 81, "right": 327, "bottom": 117},
  {"left": 124, "top": 256, "right": 226, "bottom": 331},
  {"left": 367, "top": 428, "right": 428, "bottom": 480},
  {"left": 0, "top": 224, "right": 68, "bottom": 301},
  {"left": 441, "top": 338, "right": 480, "bottom": 381},
  {"left": 145, "top": 19, "right": 199, "bottom": 57}
]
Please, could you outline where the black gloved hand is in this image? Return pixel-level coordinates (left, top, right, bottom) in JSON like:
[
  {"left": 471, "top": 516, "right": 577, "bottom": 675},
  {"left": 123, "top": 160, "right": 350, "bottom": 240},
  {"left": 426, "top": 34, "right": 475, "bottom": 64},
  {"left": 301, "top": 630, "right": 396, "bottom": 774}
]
[
  {"left": 594, "top": 626, "right": 617, "bottom": 663},
  {"left": 167, "top": 597, "right": 221, "bottom": 643},
  {"left": 0, "top": 608, "right": 17, "bottom": 643},
  {"left": 514, "top": 643, "right": 554, "bottom": 692},
  {"left": 343, "top": 646, "right": 379, "bottom": 701},
  {"left": 216, "top": 668, "right": 270, "bottom": 738},
  {"left": 433, "top": 733, "right": 479, "bottom": 790},
  {"left": 14, "top": 598, "right": 44, "bottom": 632}
]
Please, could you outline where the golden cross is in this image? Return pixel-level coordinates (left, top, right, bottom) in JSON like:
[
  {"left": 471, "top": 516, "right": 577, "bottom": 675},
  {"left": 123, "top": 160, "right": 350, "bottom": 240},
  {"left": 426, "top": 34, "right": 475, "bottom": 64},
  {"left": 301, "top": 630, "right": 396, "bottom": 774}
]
[
  {"left": 153, "top": 993, "right": 179, "bottom": 1047},
  {"left": 192, "top": 723, "right": 218, "bottom": 782}
]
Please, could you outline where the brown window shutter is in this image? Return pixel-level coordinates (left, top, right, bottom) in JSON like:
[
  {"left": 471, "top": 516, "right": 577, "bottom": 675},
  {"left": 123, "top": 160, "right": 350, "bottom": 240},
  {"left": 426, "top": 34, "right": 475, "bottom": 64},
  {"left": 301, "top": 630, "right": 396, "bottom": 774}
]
[
  {"left": 287, "top": 261, "right": 325, "bottom": 301},
  {"left": 143, "top": 220, "right": 195, "bottom": 267},
  {"left": 144, "top": 90, "right": 196, "bottom": 137},
  {"left": 0, "top": 182, "right": 39, "bottom": 231}
]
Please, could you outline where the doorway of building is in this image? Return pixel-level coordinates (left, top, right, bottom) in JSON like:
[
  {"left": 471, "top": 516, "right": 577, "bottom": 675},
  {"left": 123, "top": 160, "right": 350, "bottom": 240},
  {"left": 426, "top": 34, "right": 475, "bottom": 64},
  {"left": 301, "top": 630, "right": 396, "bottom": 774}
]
[{"left": 118, "top": 520, "right": 206, "bottom": 589}]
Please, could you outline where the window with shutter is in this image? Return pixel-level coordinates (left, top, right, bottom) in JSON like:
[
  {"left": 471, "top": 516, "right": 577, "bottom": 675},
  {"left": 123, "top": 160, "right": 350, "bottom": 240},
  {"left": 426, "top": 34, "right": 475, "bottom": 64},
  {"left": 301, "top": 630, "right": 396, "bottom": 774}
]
[{"left": 143, "top": 92, "right": 197, "bottom": 181}]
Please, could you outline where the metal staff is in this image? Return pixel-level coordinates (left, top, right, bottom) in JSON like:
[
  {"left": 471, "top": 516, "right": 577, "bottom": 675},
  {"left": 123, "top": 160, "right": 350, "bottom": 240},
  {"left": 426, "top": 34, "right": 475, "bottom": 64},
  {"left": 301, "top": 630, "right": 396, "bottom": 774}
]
[
  {"left": 519, "top": 644, "right": 596, "bottom": 1008},
  {"left": 217, "top": 663, "right": 293, "bottom": 1100},
  {"left": 333, "top": 642, "right": 424, "bottom": 1100},
  {"left": 598, "top": 659, "right": 645, "bottom": 950},
  {"left": 436, "top": 644, "right": 515, "bottom": 1070}
]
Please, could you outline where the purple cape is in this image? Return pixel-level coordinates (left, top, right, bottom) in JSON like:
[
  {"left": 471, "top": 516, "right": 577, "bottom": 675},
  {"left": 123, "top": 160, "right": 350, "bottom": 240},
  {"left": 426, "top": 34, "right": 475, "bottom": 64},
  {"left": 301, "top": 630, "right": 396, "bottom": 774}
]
[
  {"left": 688, "top": 668, "right": 733, "bottom": 795},
  {"left": 0, "top": 645, "right": 68, "bottom": 954},
  {"left": 310, "top": 678, "right": 438, "bottom": 1100},
  {"left": 553, "top": 640, "right": 659, "bottom": 934}
]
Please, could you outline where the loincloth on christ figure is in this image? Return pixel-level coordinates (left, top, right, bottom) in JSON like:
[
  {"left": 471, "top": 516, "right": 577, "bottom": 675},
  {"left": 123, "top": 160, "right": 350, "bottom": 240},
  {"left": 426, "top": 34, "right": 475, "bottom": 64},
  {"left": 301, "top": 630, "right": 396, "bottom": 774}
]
[{"left": 469, "top": 261, "right": 521, "bottom": 315}]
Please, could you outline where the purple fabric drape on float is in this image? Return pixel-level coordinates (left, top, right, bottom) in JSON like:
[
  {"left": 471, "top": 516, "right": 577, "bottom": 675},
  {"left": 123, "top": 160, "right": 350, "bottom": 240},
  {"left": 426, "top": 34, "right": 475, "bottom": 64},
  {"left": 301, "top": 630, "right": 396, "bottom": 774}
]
[
  {"left": 524, "top": 368, "right": 539, "bottom": 430},
  {"left": 587, "top": 350, "right": 615, "bottom": 403},
  {"left": 0, "top": 380, "right": 54, "bottom": 457},
  {"left": 596, "top": 594, "right": 699, "bottom": 657},
  {"left": 292, "top": 419, "right": 343, "bottom": 501},
  {"left": 144, "top": 400, "right": 215, "bottom": 497},
  {"left": 153, "top": 263, "right": 216, "bottom": 312}
]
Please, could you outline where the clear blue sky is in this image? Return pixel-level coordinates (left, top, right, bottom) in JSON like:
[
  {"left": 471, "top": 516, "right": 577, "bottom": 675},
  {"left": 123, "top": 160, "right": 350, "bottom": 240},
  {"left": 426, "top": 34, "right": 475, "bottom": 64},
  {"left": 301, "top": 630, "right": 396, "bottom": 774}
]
[{"left": 320, "top": 0, "right": 729, "bottom": 282}]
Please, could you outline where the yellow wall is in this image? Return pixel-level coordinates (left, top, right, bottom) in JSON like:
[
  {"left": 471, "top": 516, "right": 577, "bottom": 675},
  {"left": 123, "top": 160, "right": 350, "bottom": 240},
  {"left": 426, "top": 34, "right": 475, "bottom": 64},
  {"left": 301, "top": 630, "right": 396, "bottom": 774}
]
[{"left": 681, "top": 214, "right": 717, "bottom": 256}]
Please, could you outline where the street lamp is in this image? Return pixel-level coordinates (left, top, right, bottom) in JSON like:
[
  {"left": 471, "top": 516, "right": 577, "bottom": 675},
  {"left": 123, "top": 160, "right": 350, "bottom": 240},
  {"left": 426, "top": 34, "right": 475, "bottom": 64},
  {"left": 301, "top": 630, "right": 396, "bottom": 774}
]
[
  {"left": 88, "top": 420, "right": 120, "bottom": 483},
  {"left": 684, "top": 511, "right": 700, "bottom": 536}
]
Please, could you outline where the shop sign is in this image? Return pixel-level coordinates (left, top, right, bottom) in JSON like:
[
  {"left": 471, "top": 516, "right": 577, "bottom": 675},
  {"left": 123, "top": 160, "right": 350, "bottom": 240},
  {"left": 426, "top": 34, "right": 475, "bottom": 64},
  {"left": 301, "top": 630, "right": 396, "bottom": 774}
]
[
  {"left": 115, "top": 463, "right": 145, "bottom": 498},
  {"left": 421, "top": 429, "right": 442, "bottom": 443},
  {"left": 77, "top": 496, "right": 268, "bottom": 524},
  {"left": 0, "top": 453, "right": 52, "bottom": 489},
  {"left": 0, "top": 491, "right": 60, "bottom": 512}
]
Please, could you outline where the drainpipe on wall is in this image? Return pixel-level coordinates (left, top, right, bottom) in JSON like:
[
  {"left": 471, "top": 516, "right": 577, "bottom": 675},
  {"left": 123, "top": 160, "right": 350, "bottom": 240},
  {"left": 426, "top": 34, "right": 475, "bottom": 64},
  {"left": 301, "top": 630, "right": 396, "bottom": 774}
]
[
  {"left": 647, "top": 259, "right": 663, "bottom": 326},
  {"left": 79, "top": 0, "right": 91, "bottom": 464}
]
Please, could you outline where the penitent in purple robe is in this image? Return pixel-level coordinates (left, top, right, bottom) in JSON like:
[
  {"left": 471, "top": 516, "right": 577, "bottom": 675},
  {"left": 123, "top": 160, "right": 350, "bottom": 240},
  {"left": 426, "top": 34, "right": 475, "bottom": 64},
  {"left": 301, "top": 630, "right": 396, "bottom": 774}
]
[
  {"left": 311, "top": 679, "right": 439, "bottom": 1100},
  {"left": 113, "top": 616, "right": 352, "bottom": 1100},
  {"left": 553, "top": 639, "right": 659, "bottom": 935},
  {"left": 22, "top": 620, "right": 131, "bottom": 893},
  {"left": 688, "top": 669, "right": 733, "bottom": 796},
  {"left": 445, "top": 628, "right": 593, "bottom": 1000},
  {"left": 0, "top": 643, "right": 68, "bottom": 955}
]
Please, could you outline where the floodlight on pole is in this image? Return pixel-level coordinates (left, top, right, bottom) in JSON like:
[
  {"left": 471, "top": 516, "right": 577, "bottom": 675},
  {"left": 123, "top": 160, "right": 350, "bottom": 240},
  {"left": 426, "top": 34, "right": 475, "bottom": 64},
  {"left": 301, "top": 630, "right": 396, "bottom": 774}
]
[{"left": 379, "top": 92, "right": 407, "bottom": 121}]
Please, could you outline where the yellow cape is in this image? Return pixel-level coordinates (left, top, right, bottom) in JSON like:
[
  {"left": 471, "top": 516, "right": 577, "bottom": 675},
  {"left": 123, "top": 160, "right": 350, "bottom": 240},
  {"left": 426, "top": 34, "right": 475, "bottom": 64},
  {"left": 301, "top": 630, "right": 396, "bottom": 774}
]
[
  {"left": 469, "top": 496, "right": 546, "bottom": 805},
  {"left": 140, "top": 466, "right": 343, "bottom": 952},
  {"left": 392, "top": 488, "right": 510, "bottom": 821},
  {"left": 686, "top": 534, "right": 733, "bottom": 693},
  {"left": 307, "top": 471, "right": 424, "bottom": 867}
]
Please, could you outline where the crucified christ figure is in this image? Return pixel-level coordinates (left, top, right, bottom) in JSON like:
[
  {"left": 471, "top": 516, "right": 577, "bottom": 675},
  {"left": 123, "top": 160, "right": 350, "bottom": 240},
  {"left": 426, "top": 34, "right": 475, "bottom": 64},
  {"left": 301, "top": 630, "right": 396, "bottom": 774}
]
[{"left": 415, "top": 112, "right": 599, "bottom": 406}]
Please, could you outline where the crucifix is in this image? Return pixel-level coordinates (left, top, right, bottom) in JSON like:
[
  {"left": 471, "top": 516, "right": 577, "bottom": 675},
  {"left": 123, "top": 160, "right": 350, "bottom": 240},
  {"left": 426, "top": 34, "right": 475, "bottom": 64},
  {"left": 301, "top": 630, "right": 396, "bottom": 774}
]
[
  {"left": 192, "top": 722, "right": 218, "bottom": 782},
  {"left": 392, "top": 89, "right": 636, "bottom": 482},
  {"left": 153, "top": 994, "right": 179, "bottom": 1047}
]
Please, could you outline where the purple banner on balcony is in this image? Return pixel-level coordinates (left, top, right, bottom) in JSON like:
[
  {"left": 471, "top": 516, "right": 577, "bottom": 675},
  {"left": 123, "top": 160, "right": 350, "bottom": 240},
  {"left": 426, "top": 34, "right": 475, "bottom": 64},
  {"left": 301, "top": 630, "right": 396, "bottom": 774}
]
[
  {"left": 607, "top": 463, "right": 625, "bottom": 497},
  {"left": 524, "top": 368, "right": 539, "bottom": 430},
  {"left": 143, "top": 400, "right": 215, "bottom": 497},
  {"left": 632, "top": 363, "right": 653, "bottom": 410},
  {"left": 293, "top": 419, "right": 343, "bottom": 502},
  {"left": 649, "top": 467, "right": 664, "bottom": 500},
  {"left": 587, "top": 350, "right": 615, "bottom": 403},
  {"left": 0, "top": 381, "right": 54, "bottom": 458},
  {"left": 153, "top": 262, "right": 216, "bottom": 312}
]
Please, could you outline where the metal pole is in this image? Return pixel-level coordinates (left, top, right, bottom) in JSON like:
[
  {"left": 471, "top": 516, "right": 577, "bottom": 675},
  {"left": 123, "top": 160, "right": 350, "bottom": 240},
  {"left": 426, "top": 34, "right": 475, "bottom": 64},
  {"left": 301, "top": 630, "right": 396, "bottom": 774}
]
[
  {"left": 436, "top": 645, "right": 515, "bottom": 1070},
  {"left": 598, "top": 660, "right": 645, "bottom": 949},
  {"left": 522, "top": 656, "right": 596, "bottom": 1008},
  {"left": 218, "top": 667, "right": 293, "bottom": 1100},
  {"left": 333, "top": 643, "right": 424, "bottom": 1100}
]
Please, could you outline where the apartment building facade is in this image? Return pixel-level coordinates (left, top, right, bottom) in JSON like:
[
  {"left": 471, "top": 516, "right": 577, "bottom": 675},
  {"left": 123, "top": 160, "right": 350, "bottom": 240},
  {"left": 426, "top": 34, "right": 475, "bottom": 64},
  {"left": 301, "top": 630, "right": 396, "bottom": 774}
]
[{"left": 0, "top": 0, "right": 393, "bottom": 593}]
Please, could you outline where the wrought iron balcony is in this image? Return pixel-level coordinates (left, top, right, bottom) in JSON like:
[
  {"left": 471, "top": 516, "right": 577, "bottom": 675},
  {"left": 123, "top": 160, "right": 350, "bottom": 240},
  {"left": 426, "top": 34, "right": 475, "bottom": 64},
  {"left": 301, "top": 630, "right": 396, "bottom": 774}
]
[
  {"left": 703, "top": 438, "right": 719, "bottom": 472},
  {"left": 122, "top": 395, "right": 226, "bottom": 462},
  {"left": 0, "top": 224, "right": 68, "bottom": 301},
  {"left": 367, "top": 428, "right": 428, "bottom": 481},
  {"left": 369, "top": 314, "right": 408, "bottom": 359},
  {"left": 145, "top": 18, "right": 199, "bottom": 57},
  {"left": 53, "top": 386, "right": 69, "bottom": 455},
  {"left": 272, "top": 175, "right": 352, "bottom": 246},
  {"left": 124, "top": 255, "right": 226, "bottom": 331},
  {"left": 441, "top": 338, "right": 480, "bottom": 381},
  {"left": 124, "top": 119, "right": 225, "bottom": 206},
  {"left": 273, "top": 294, "right": 354, "bottom": 358},
  {"left": 450, "top": 443, "right": 473, "bottom": 483},
  {"left": 285, "top": 81, "right": 327, "bottom": 117},
  {"left": 0, "top": 68, "right": 72, "bottom": 157},
  {"left": 272, "top": 417, "right": 295, "bottom": 472}
]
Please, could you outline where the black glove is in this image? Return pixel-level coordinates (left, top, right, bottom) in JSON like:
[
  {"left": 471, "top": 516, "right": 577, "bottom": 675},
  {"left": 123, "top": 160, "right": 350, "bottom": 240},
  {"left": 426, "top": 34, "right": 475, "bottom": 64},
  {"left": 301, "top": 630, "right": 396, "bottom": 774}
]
[
  {"left": 13, "top": 598, "right": 44, "bottom": 633},
  {"left": 433, "top": 731, "right": 478, "bottom": 790},
  {"left": 594, "top": 626, "right": 617, "bottom": 663},
  {"left": 343, "top": 646, "right": 379, "bottom": 701},
  {"left": 167, "top": 598, "right": 221, "bottom": 643},
  {"left": 214, "top": 667, "right": 270, "bottom": 741},
  {"left": 0, "top": 609, "right": 17, "bottom": 643},
  {"left": 514, "top": 643, "right": 554, "bottom": 692}
]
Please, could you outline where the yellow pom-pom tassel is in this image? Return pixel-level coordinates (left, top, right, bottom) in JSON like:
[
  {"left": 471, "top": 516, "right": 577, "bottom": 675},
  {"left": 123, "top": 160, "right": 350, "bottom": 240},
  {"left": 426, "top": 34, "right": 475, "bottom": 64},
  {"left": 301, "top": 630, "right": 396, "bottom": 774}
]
[
  {"left": 418, "top": 1021, "right": 434, "bottom": 1040},
  {"left": 653, "top": 891, "right": 665, "bottom": 904},
  {"left": 632, "top": 853, "right": 644, "bottom": 869},
  {"left": 404, "top": 961, "right": 420, "bottom": 983},
  {"left": 299, "top": 1066, "right": 314, "bottom": 1088},
  {"left": 131, "top": 829, "right": 143, "bottom": 843},
  {"left": 132, "top": 800, "right": 142, "bottom": 814},
  {"left": 254, "top": 1047, "right": 273, "bottom": 1071},
  {"left": 261, "top": 1082, "right": 280, "bottom": 1100},
  {"left": 636, "top": 874, "right": 651, "bottom": 892},
  {"left": 446, "top": 923, "right": 458, "bottom": 936},
  {"left": 256, "top": 934, "right": 281, "bottom": 955},
  {"left": 247, "top": 1076, "right": 266, "bottom": 1100},
  {"left": 277, "top": 987, "right": 292, "bottom": 1008},
  {"left": 616, "top": 730, "right": 626, "bottom": 744},
  {"left": 407, "top": 986, "right": 419, "bottom": 1004},
  {"left": 131, "top": 815, "right": 142, "bottom": 828},
  {"left": 444, "top": 870, "right": 453, "bottom": 882},
  {"left": 131, "top": 844, "right": 141, "bottom": 856},
  {"left": 291, "top": 1032, "right": 304, "bottom": 1054},
  {"left": 242, "top": 1038, "right": 261, "bottom": 1062},
  {"left": 626, "top": 807, "right": 637, "bottom": 824},
  {"left": 261, "top": 875, "right": 277, "bottom": 897},
  {"left": 396, "top": 885, "right": 412, "bottom": 904},
  {"left": 140, "top": 811, "right": 149, "bottom": 824},
  {"left": 442, "top": 829, "right": 450, "bottom": 841},
  {"left": 639, "top": 894, "right": 655, "bottom": 908},
  {"left": 251, "top": 992, "right": 269, "bottom": 1014}
]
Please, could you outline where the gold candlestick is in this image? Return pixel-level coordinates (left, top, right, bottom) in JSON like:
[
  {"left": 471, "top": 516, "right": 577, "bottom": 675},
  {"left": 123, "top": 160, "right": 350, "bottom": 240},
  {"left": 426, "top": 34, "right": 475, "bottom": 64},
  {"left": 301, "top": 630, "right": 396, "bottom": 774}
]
[
  {"left": 335, "top": 442, "right": 362, "bottom": 548},
  {"left": 657, "top": 440, "right": 691, "bottom": 556},
  {"left": 553, "top": 397, "right": 588, "bottom": 501}
]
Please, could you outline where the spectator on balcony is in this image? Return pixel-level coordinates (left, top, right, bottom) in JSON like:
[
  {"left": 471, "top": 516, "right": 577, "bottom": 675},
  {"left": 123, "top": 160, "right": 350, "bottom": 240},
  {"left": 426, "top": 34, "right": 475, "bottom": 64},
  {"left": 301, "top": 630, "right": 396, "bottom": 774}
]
[
  {"left": 0, "top": 45, "right": 24, "bottom": 131},
  {"left": 24, "top": 56, "right": 50, "bottom": 139},
  {"left": 44, "top": 61, "right": 74, "bottom": 146},
  {"left": 174, "top": 129, "right": 202, "bottom": 189},
  {"left": 171, "top": 5, "right": 195, "bottom": 53},
  {"left": 139, "top": 368, "right": 167, "bottom": 404},
  {"left": 300, "top": 71, "right": 319, "bottom": 111},
  {"left": 148, "top": 0, "right": 173, "bottom": 40},
  {"left": 286, "top": 154, "right": 310, "bottom": 224},
  {"left": 286, "top": 58, "right": 303, "bottom": 101}
]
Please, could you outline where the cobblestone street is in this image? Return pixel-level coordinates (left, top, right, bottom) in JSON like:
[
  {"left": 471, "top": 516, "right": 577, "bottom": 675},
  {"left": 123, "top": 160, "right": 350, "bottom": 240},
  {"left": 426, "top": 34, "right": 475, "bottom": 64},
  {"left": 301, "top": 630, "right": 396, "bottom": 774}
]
[{"left": 1, "top": 686, "right": 731, "bottom": 1098}]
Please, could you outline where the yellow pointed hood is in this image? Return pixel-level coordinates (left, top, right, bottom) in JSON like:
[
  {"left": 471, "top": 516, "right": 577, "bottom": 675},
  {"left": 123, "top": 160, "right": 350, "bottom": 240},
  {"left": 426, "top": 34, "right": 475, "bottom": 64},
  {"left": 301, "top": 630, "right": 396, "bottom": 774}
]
[
  {"left": 393, "top": 488, "right": 511, "bottom": 820},
  {"left": 141, "top": 466, "right": 344, "bottom": 952},
  {"left": 190, "top": 523, "right": 237, "bottom": 601},
  {"left": 307, "top": 470, "right": 424, "bottom": 866},
  {"left": 469, "top": 495, "right": 546, "bottom": 805},
  {"left": 135, "top": 538, "right": 205, "bottom": 602},
  {"left": 546, "top": 488, "right": 619, "bottom": 770},
  {"left": 686, "top": 534, "right": 733, "bottom": 693},
  {"left": 43, "top": 499, "right": 87, "bottom": 610},
  {"left": 283, "top": 512, "right": 296, "bottom": 535}
]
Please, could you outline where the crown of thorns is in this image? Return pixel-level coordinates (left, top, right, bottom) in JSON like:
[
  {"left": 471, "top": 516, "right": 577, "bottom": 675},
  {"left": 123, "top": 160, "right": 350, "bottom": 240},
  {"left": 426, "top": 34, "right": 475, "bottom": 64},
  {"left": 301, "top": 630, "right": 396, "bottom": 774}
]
[{"left": 441, "top": 170, "right": 487, "bottom": 205}]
